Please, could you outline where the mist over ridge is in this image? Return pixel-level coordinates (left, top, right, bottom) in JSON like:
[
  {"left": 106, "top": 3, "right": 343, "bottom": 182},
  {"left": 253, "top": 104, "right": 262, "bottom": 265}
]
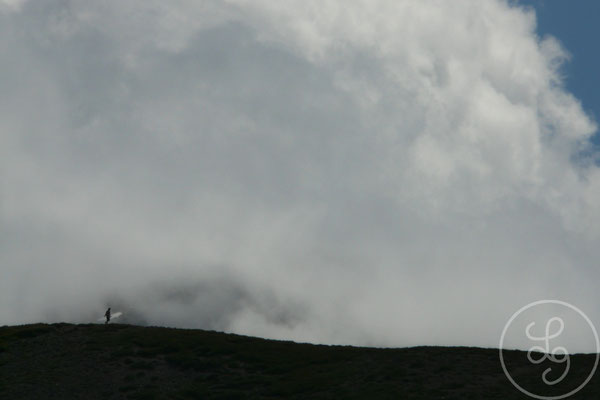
[{"left": 1, "top": 0, "right": 599, "bottom": 351}]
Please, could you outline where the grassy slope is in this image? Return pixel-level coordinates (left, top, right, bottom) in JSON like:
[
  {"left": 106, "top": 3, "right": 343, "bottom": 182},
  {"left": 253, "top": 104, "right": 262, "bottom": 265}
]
[{"left": 0, "top": 323, "right": 599, "bottom": 399}]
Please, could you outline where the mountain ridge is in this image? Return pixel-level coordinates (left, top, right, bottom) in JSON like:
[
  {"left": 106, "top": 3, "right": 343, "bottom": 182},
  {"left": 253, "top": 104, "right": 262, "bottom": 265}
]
[{"left": 1, "top": 323, "right": 598, "bottom": 399}]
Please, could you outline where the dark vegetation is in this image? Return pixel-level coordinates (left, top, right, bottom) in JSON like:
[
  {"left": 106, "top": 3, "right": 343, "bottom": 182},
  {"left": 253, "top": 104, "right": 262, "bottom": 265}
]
[{"left": 1, "top": 323, "right": 599, "bottom": 399}]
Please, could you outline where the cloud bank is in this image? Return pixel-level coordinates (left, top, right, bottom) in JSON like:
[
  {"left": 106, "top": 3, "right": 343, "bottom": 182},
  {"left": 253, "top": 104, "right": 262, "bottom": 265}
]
[{"left": 1, "top": 0, "right": 599, "bottom": 350}]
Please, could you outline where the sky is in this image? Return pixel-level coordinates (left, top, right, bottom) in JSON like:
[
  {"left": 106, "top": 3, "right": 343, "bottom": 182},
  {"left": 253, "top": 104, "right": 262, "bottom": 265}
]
[
  {"left": 1, "top": 0, "right": 600, "bottom": 351},
  {"left": 518, "top": 0, "right": 600, "bottom": 145}
]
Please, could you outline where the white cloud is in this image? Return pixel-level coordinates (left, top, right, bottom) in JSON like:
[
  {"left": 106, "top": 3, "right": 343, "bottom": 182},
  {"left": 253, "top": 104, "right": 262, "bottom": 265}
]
[
  {"left": 1, "top": 0, "right": 599, "bottom": 350},
  {"left": 0, "top": 0, "right": 27, "bottom": 12}
]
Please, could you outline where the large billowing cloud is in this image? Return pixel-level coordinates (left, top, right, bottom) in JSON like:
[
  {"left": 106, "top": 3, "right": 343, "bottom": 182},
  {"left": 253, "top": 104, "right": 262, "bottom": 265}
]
[{"left": 1, "top": 0, "right": 599, "bottom": 350}]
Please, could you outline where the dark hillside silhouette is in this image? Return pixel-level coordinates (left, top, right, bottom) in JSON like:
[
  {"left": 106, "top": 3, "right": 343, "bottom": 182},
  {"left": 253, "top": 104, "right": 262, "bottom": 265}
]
[{"left": 1, "top": 323, "right": 599, "bottom": 399}]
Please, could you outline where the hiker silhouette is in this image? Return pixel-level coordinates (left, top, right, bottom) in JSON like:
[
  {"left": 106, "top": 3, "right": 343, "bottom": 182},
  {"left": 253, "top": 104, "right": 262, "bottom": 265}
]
[{"left": 105, "top": 308, "right": 111, "bottom": 324}]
